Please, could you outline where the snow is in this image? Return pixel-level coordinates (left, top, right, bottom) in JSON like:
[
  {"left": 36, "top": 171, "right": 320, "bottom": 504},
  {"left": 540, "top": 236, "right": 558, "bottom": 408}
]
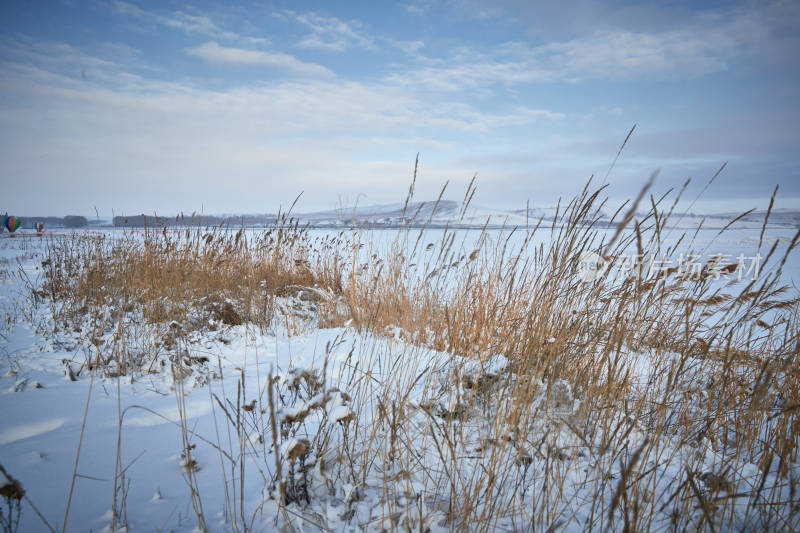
[
  {"left": 0, "top": 229, "right": 798, "bottom": 532},
  {"left": 0, "top": 418, "right": 66, "bottom": 446},
  {"left": 0, "top": 233, "right": 433, "bottom": 530}
]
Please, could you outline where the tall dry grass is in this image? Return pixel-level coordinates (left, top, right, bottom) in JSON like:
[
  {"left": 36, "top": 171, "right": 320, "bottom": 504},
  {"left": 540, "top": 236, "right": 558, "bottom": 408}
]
[
  {"left": 23, "top": 176, "right": 800, "bottom": 531},
  {"left": 331, "top": 178, "right": 800, "bottom": 530}
]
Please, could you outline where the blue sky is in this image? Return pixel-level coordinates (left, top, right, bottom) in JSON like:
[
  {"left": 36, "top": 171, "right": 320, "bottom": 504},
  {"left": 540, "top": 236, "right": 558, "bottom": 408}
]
[{"left": 1, "top": 0, "right": 798, "bottom": 216}]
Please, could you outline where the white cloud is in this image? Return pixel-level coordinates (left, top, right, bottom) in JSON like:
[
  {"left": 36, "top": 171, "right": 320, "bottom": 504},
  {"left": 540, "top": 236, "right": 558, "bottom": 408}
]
[
  {"left": 288, "top": 11, "right": 374, "bottom": 52},
  {"left": 403, "top": 2, "right": 430, "bottom": 16},
  {"left": 389, "top": 39, "right": 425, "bottom": 55},
  {"left": 386, "top": 8, "right": 782, "bottom": 90},
  {"left": 185, "top": 42, "right": 334, "bottom": 77},
  {"left": 445, "top": 0, "right": 508, "bottom": 21},
  {"left": 403, "top": 0, "right": 509, "bottom": 21},
  {"left": 6, "top": 2, "right": 796, "bottom": 215},
  {"left": 111, "top": 0, "right": 267, "bottom": 45},
  {"left": 0, "top": 38, "right": 153, "bottom": 89},
  {"left": 0, "top": 40, "right": 567, "bottom": 214},
  {"left": 110, "top": 0, "right": 145, "bottom": 18}
]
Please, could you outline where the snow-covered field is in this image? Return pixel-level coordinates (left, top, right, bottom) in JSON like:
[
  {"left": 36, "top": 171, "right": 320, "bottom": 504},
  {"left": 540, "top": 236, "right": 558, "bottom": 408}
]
[{"left": 1, "top": 219, "right": 799, "bottom": 532}]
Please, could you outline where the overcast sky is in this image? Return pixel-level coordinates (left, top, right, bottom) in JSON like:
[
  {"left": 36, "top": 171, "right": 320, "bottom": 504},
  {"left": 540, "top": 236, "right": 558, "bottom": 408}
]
[{"left": 1, "top": 0, "right": 798, "bottom": 216}]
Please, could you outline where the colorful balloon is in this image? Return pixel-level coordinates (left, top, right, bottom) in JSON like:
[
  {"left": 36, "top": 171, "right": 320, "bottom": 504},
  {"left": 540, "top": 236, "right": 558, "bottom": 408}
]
[
  {"left": 35, "top": 222, "right": 45, "bottom": 233},
  {"left": 5, "top": 216, "right": 20, "bottom": 233}
]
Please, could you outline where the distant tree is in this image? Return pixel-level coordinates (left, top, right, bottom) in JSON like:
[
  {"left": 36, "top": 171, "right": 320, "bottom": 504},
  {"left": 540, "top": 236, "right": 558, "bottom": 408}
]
[{"left": 63, "top": 215, "right": 88, "bottom": 228}]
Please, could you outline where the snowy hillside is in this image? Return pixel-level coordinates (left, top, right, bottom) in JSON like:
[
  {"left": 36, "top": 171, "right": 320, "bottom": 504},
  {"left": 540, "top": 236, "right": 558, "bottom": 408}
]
[{"left": 292, "top": 202, "right": 800, "bottom": 230}]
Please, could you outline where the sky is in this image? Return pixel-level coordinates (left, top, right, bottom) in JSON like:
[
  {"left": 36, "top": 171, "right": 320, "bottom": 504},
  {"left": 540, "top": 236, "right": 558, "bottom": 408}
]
[{"left": 1, "top": 0, "right": 799, "bottom": 217}]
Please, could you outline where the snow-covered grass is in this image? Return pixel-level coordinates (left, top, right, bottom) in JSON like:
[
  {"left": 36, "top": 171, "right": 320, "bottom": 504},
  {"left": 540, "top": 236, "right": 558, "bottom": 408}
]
[{"left": 1, "top": 181, "right": 799, "bottom": 532}]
